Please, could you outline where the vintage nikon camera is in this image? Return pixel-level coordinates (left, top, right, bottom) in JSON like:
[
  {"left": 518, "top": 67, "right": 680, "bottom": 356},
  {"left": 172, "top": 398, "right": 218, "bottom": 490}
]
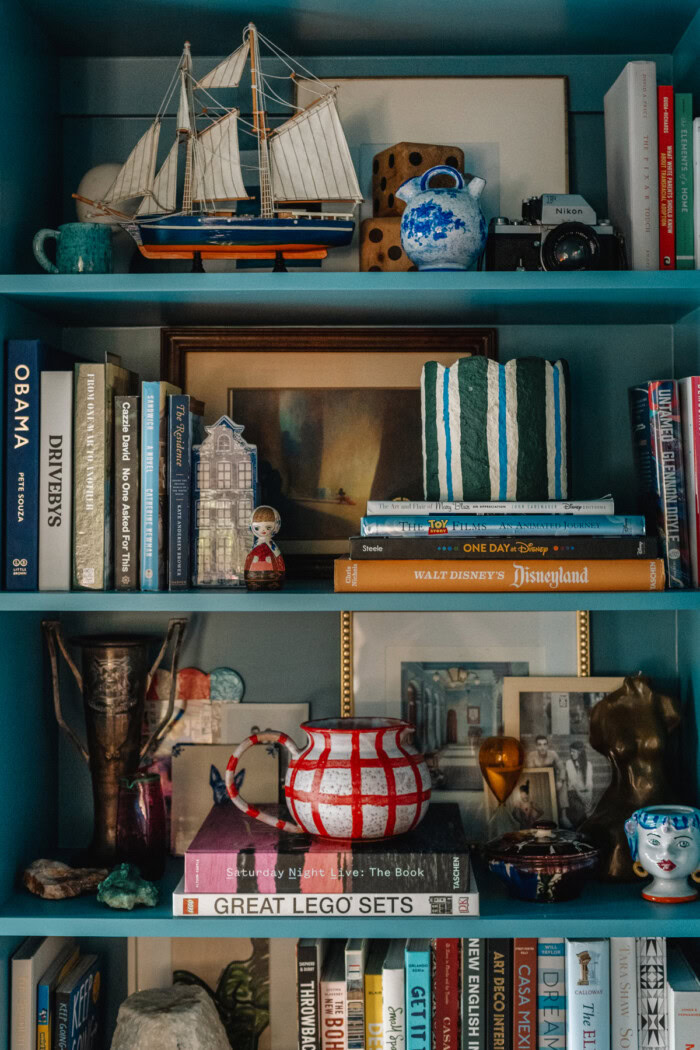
[{"left": 484, "top": 193, "right": 626, "bottom": 271}]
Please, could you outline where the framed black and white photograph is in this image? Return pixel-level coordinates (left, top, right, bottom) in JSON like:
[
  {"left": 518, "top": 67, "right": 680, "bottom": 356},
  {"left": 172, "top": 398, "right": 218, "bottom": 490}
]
[
  {"left": 503, "top": 676, "right": 623, "bottom": 830},
  {"left": 484, "top": 766, "right": 559, "bottom": 829}
]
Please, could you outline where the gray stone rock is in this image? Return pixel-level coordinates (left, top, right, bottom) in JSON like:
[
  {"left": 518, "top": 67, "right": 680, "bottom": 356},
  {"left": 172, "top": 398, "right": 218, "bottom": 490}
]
[
  {"left": 111, "top": 986, "right": 230, "bottom": 1049},
  {"left": 23, "top": 859, "right": 108, "bottom": 899}
]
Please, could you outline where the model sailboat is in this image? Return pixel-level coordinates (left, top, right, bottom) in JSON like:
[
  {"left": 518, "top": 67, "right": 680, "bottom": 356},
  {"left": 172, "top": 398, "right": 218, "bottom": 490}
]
[{"left": 74, "top": 23, "right": 362, "bottom": 262}]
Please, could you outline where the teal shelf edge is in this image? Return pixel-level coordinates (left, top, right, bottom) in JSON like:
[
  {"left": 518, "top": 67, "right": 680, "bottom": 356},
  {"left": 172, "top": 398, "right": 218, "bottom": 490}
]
[
  {"left": 2, "top": 585, "right": 700, "bottom": 612},
  {"left": 2, "top": 272, "right": 700, "bottom": 326}
]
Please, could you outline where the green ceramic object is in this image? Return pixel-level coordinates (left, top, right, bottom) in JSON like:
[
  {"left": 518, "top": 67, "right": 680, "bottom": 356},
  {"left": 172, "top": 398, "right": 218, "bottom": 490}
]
[
  {"left": 97, "top": 862, "right": 159, "bottom": 910},
  {"left": 33, "top": 222, "right": 113, "bottom": 274}
]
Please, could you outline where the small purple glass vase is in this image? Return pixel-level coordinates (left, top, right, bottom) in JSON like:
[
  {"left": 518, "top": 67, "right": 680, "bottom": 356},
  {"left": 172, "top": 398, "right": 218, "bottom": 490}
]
[{"left": 116, "top": 772, "right": 167, "bottom": 880}]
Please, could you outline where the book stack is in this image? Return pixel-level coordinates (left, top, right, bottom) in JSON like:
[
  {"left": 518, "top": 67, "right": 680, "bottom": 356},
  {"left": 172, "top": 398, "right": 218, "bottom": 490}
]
[
  {"left": 604, "top": 60, "right": 700, "bottom": 270},
  {"left": 173, "top": 801, "right": 477, "bottom": 917},
  {"left": 334, "top": 497, "right": 664, "bottom": 592}
]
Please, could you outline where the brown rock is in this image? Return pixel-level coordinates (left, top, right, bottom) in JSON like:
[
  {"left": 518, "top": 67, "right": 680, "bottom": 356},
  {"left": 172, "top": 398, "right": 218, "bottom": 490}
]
[{"left": 23, "top": 859, "right": 108, "bottom": 899}]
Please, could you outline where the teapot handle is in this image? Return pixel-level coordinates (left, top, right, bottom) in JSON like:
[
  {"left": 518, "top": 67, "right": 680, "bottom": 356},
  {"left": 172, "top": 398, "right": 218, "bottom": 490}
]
[
  {"left": 226, "top": 730, "right": 304, "bottom": 834},
  {"left": 419, "top": 165, "right": 465, "bottom": 193}
]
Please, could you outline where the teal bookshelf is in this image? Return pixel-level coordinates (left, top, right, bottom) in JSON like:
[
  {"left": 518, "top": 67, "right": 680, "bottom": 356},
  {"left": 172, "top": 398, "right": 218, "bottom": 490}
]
[{"left": 2, "top": 0, "right": 700, "bottom": 1042}]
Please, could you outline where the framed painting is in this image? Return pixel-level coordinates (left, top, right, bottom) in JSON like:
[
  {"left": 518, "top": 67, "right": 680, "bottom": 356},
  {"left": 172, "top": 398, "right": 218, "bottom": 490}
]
[
  {"left": 502, "top": 676, "right": 624, "bottom": 831},
  {"left": 161, "top": 327, "right": 497, "bottom": 574}
]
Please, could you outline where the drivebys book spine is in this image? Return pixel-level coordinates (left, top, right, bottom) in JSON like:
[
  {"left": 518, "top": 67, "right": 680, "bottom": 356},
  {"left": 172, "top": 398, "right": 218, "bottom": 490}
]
[
  {"left": 39, "top": 372, "right": 73, "bottom": 591},
  {"left": 334, "top": 558, "right": 665, "bottom": 593},
  {"left": 349, "top": 536, "right": 657, "bottom": 560},
  {"left": 432, "top": 940, "right": 460, "bottom": 1050},
  {"left": 648, "top": 379, "right": 691, "bottom": 587},
  {"left": 114, "top": 395, "right": 139, "bottom": 590},
  {"left": 462, "top": 938, "right": 485, "bottom": 1050},
  {"left": 675, "top": 92, "right": 694, "bottom": 268},
  {"left": 513, "top": 939, "right": 537, "bottom": 1050},
  {"left": 537, "top": 938, "right": 566, "bottom": 1050},
  {"left": 174, "top": 889, "right": 480, "bottom": 917},
  {"left": 405, "top": 941, "right": 431, "bottom": 1050},
  {"left": 361, "top": 515, "right": 645, "bottom": 537},
  {"left": 565, "top": 939, "right": 610, "bottom": 1050},
  {"left": 658, "top": 85, "right": 675, "bottom": 268},
  {"left": 167, "top": 394, "right": 191, "bottom": 589},
  {"left": 611, "top": 938, "right": 639, "bottom": 1050},
  {"left": 486, "top": 940, "right": 512, "bottom": 1050}
]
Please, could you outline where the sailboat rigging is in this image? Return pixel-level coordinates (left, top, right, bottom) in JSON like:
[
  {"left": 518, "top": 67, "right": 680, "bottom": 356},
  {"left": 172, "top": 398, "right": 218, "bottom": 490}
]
[{"left": 74, "top": 23, "right": 362, "bottom": 261}]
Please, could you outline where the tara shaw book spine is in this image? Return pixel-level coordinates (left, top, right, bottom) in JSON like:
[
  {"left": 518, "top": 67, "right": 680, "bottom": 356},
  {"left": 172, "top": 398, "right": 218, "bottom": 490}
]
[{"left": 334, "top": 558, "right": 665, "bottom": 592}]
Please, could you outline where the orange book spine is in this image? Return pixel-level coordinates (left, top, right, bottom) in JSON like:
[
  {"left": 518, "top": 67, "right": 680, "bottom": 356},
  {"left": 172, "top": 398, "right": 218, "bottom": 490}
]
[{"left": 334, "top": 558, "right": 665, "bottom": 592}]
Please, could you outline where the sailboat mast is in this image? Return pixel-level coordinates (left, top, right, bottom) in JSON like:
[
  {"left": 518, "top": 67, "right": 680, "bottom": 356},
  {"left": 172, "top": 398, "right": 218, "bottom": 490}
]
[
  {"left": 180, "top": 41, "right": 197, "bottom": 214},
  {"left": 247, "top": 23, "right": 274, "bottom": 219}
]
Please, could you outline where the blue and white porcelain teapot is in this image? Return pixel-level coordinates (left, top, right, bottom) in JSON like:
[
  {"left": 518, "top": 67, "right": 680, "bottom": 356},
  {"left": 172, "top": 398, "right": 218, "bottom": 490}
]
[{"left": 396, "top": 164, "right": 487, "bottom": 271}]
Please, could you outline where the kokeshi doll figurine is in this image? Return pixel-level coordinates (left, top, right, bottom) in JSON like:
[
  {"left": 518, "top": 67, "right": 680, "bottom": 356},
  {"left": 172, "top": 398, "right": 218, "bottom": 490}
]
[
  {"left": 625, "top": 805, "right": 700, "bottom": 903},
  {"left": 244, "top": 505, "right": 285, "bottom": 590}
]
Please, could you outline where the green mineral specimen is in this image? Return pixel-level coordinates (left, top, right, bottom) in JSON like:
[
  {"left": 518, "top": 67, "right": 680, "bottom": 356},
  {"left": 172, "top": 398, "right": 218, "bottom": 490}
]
[{"left": 97, "top": 863, "right": 159, "bottom": 910}]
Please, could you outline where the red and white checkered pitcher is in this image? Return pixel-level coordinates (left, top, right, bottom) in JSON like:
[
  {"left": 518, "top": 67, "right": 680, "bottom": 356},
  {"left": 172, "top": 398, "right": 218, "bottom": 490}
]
[{"left": 226, "top": 717, "right": 431, "bottom": 839}]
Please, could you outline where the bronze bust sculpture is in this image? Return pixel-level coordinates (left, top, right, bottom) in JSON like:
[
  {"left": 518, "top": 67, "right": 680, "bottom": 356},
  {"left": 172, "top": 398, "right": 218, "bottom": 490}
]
[{"left": 581, "top": 674, "right": 681, "bottom": 880}]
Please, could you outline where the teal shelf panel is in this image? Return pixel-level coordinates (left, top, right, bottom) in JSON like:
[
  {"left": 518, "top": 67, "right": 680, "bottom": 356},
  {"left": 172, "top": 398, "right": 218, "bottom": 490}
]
[
  {"left": 3, "top": 585, "right": 700, "bottom": 613},
  {"left": 2, "top": 272, "right": 700, "bottom": 327},
  {"left": 2, "top": 864, "right": 699, "bottom": 938}
]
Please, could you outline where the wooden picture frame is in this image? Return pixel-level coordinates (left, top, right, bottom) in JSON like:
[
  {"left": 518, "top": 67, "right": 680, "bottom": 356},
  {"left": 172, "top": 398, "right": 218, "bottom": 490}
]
[{"left": 161, "top": 327, "right": 497, "bottom": 576}]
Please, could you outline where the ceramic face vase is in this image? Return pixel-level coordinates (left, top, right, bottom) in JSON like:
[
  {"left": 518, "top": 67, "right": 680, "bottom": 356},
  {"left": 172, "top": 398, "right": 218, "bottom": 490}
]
[
  {"left": 625, "top": 805, "right": 700, "bottom": 903},
  {"left": 396, "top": 164, "right": 487, "bottom": 271},
  {"left": 226, "top": 717, "right": 431, "bottom": 839}
]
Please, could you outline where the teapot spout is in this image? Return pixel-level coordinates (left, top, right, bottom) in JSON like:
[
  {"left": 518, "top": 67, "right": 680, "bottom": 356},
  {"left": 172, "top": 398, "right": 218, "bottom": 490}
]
[
  {"left": 467, "top": 176, "right": 486, "bottom": 200},
  {"left": 396, "top": 175, "right": 421, "bottom": 205}
]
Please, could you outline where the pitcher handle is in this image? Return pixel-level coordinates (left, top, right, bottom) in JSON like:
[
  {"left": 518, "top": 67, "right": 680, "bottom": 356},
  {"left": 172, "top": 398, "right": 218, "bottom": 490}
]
[
  {"left": 42, "top": 620, "right": 89, "bottom": 763},
  {"left": 33, "top": 229, "right": 61, "bottom": 273},
  {"left": 226, "top": 730, "right": 303, "bottom": 834},
  {"left": 419, "top": 165, "right": 465, "bottom": 192}
]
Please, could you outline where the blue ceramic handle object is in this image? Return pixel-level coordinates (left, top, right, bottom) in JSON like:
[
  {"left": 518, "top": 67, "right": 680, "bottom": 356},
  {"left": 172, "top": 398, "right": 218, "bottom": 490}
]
[
  {"left": 419, "top": 165, "right": 465, "bottom": 193},
  {"left": 33, "top": 228, "right": 60, "bottom": 273}
]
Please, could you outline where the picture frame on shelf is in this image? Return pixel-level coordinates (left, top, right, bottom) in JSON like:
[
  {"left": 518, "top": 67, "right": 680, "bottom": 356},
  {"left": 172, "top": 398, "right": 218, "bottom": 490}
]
[
  {"left": 483, "top": 765, "right": 559, "bottom": 829},
  {"left": 161, "top": 327, "right": 497, "bottom": 575},
  {"left": 502, "top": 675, "right": 624, "bottom": 831}
]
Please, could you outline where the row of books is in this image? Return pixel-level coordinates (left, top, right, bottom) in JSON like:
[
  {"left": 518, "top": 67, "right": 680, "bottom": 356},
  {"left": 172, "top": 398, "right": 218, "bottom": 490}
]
[
  {"left": 333, "top": 497, "right": 665, "bottom": 593},
  {"left": 293, "top": 936, "right": 700, "bottom": 1050},
  {"left": 10, "top": 937, "right": 102, "bottom": 1050},
  {"left": 604, "top": 60, "right": 699, "bottom": 271},
  {"left": 3, "top": 338, "right": 207, "bottom": 591}
]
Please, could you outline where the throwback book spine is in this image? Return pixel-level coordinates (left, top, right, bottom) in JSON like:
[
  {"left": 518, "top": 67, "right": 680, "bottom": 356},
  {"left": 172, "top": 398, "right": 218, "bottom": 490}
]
[
  {"left": 565, "top": 939, "right": 610, "bottom": 1050},
  {"left": 675, "top": 92, "right": 694, "bottom": 267},
  {"left": 39, "top": 372, "right": 73, "bottom": 591},
  {"left": 298, "top": 939, "right": 327, "bottom": 1050},
  {"left": 334, "top": 558, "right": 664, "bottom": 593},
  {"left": 657, "top": 84, "right": 675, "bottom": 268},
  {"left": 462, "top": 938, "right": 485, "bottom": 1050},
  {"left": 611, "top": 938, "right": 639, "bottom": 1050},
  {"left": 349, "top": 535, "right": 657, "bottom": 561},
  {"left": 486, "top": 940, "right": 512, "bottom": 1050},
  {"left": 405, "top": 941, "right": 431, "bottom": 1050},
  {"left": 167, "top": 393, "right": 191, "bottom": 589},
  {"left": 114, "top": 395, "right": 139, "bottom": 590},
  {"left": 361, "top": 514, "right": 645, "bottom": 537},
  {"left": 513, "top": 939, "right": 537, "bottom": 1050},
  {"left": 648, "top": 379, "right": 691, "bottom": 587},
  {"left": 537, "top": 938, "right": 566, "bottom": 1050}
]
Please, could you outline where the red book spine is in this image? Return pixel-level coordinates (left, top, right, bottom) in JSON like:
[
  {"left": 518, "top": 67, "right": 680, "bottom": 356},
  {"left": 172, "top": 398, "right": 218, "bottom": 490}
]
[
  {"left": 658, "top": 85, "right": 675, "bottom": 268},
  {"left": 512, "top": 939, "right": 537, "bottom": 1050},
  {"left": 432, "top": 939, "right": 460, "bottom": 1050}
]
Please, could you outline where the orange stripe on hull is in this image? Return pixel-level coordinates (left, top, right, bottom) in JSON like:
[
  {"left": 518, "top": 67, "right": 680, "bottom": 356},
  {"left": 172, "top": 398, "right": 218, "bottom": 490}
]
[{"left": 138, "top": 243, "right": 329, "bottom": 261}]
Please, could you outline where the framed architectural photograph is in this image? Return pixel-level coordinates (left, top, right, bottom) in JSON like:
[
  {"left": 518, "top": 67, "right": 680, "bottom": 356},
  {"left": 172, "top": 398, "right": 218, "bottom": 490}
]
[
  {"left": 503, "top": 676, "right": 624, "bottom": 831},
  {"left": 484, "top": 766, "right": 559, "bottom": 829},
  {"left": 161, "top": 327, "right": 497, "bottom": 571}
]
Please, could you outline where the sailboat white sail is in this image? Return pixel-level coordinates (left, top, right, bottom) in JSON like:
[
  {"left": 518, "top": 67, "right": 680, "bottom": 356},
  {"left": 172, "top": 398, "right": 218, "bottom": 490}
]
[
  {"left": 269, "top": 93, "right": 362, "bottom": 203},
  {"left": 192, "top": 110, "right": 249, "bottom": 203},
  {"left": 103, "top": 121, "right": 161, "bottom": 205},
  {"left": 136, "top": 140, "right": 179, "bottom": 216},
  {"left": 197, "top": 42, "right": 250, "bottom": 89}
]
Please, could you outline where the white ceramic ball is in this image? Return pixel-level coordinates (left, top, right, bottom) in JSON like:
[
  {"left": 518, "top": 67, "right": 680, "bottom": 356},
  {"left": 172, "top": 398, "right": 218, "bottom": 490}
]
[{"left": 75, "top": 163, "right": 139, "bottom": 222}]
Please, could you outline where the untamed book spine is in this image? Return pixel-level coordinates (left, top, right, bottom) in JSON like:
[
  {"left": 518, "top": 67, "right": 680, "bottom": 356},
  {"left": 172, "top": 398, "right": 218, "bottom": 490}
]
[
  {"left": 513, "top": 940, "right": 537, "bottom": 1050},
  {"left": 167, "top": 393, "right": 191, "bottom": 589},
  {"left": 611, "top": 938, "right": 639, "bottom": 1050},
  {"left": 432, "top": 940, "right": 460, "bottom": 1050},
  {"left": 405, "top": 941, "right": 431, "bottom": 1050},
  {"left": 486, "top": 940, "right": 512, "bottom": 1050},
  {"left": 537, "top": 938, "right": 566, "bottom": 1050},
  {"left": 658, "top": 85, "right": 675, "bottom": 268},
  {"left": 648, "top": 379, "right": 691, "bottom": 587},
  {"left": 114, "top": 395, "right": 139, "bottom": 590},
  {"left": 565, "top": 939, "right": 610, "bottom": 1050},
  {"left": 462, "top": 938, "right": 485, "bottom": 1050}
]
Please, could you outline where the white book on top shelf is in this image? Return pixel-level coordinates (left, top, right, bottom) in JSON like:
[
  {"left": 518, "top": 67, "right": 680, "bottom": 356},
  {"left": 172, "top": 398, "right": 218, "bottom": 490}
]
[{"left": 604, "top": 61, "right": 659, "bottom": 270}]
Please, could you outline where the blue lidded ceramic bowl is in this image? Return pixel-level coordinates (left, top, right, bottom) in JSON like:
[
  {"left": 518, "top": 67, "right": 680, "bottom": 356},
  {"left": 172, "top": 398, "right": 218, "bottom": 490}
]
[{"left": 485, "top": 823, "right": 599, "bottom": 903}]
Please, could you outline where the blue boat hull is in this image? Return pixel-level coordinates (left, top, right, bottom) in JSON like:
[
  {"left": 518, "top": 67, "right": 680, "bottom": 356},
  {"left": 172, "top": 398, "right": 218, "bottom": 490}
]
[{"left": 123, "top": 213, "right": 355, "bottom": 260}]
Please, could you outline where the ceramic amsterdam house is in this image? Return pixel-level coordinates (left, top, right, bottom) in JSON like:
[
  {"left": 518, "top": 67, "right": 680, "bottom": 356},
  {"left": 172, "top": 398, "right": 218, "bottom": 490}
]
[{"left": 192, "top": 416, "right": 258, "bottom": 587}]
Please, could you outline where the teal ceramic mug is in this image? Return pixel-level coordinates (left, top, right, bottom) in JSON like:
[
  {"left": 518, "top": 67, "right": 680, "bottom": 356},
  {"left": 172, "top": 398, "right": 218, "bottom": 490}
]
[{"left": 33, "top": 222, "right": 113, "bottom": 274}]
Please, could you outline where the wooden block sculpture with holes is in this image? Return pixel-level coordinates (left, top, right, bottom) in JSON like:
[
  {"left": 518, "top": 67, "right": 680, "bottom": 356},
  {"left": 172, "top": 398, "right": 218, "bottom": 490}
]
[
  {"left": 372, "top": 142, "right": 465, "bottom": 217},
  {"left": 360, "top": 217, "right": 416, "bottom": 271}
]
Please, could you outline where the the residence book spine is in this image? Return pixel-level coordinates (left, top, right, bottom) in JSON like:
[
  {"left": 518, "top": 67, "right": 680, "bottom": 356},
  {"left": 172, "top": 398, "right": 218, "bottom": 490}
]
[
  {"left": 38, "top": 373, "right": 72, "bottom": 591},
  {"left": 513, "top": 939, "right": 537, "bottom": 1050},
  {"left": 637, "top": 937, "right": 667, "bottom": 1050},
  {"left": 298, "top": 939, "right": 327, "bottom": 1050},
  {"left": 486, "top": 940, "right": 511, "bottom": 1050},
  {"left": 462, "top": 938, "right": 485, "bottom": 1050},
  {"left": 347, "top": 940, "right": 369, "bottom": 1050},
  {"left": 611, "top": 938, "right": 639, "bottom": 1050},
  {"left": 566, "top": 939, "right": 610, "bottom": 1050},
  {"left": 334, "top": 558, "right": 665, "bottom": 593},
  {"left": 432, "top": 940, "right": 460, "bottom": 1050},
  {"left": 349, "top": 535, "right": 657, "bottom": 561},
  {"left": 173, "top": 884, "right": 480, "bottom": 917},
  {"left": 657, "top": 85, "right": 675, "bottom": 269},
  {"left": 167, "top": 393, "right": 191, "bottom": 589},
  {"left": 114, "top": 395, "right": 139, "bottom": 590},
  {"left": 537, "top": 938, "right": 566, "bottom": 1050},
  {"left": 405, "top": 940, "right": 431, "bottom": 1050},
  {"left": 630, "top": 384, "right": 661, "bottom": 531},
  {"left": 666, "top": 944, "right": 700, "bottom": 1048},
  {"left": 365, "top": 942, "right": 390, "bottom": 1050},
  {"left": 321, "top": 942, "right": 347, "bottom": 1050},
  {"left": 365, "top": 499, "right": 615, "bottom": 516},
  {"left": 360, "top": 515, "right": 645, "bottom": 537},
  {"left": 648, "top": 379, "right": 691, "bottom": 587},
  {"left": 674, "top": 92, "right": 694, "bottom": 268},
  {"left": 383, "top": 941, "right": 406, "bottom": 1050},
  {"left": 679, "top": 376, "right": 700, "bottom": 586},
  {"left": 604, "top": 60, "right": 658, "bottom": 270}
]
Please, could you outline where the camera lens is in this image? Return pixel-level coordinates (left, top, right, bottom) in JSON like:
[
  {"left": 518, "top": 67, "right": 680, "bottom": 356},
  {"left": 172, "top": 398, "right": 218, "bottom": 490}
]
[{"left": 541, "top": 222, "right": 601, "bottom": 271}]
